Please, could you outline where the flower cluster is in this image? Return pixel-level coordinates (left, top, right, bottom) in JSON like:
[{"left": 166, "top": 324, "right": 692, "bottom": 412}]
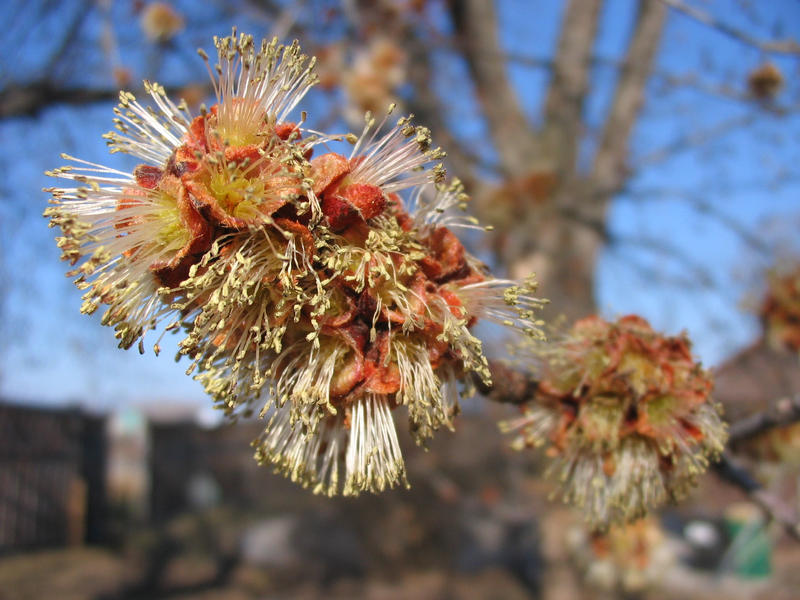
[
  {"left": 760, "top": 264, "right": 800, "bottom": 353},
  {"left": 502, "top": 315, "right": 727, "bottom": 527},
  {"left": 45, "top": 32, "right": 545, "bottom": 496},
  {"left": 567, "top": 517, "right": 673, "bottom": 593},
  {"left": 343, "top": 37, "right": 407, "bottom": 123},
  {"left": 140, "top": 2, "right": 184, "bottom": 43},
  {"left": 748, "top": 62, "right": 783, "bottom": 101},
  {"left": 316, "top": 36, "right": 408, "bottom": 126}
]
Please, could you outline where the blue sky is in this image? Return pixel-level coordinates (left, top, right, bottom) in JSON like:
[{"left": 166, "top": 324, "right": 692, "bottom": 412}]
[{"left": 1, "top": 0, "right": 799, "bottom": 413}]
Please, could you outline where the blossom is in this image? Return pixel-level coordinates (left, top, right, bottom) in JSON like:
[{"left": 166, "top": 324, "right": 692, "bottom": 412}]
[
  {"left": 342, "top": 37, "right": 408, "bottom": 123},
  {"left": 45, "top": 32, "right": 545, "bottom": 496},
  {"left": 502, "top": 315, "right": 727, "bottom": 526},
  {"left": 748, "top": 62, "right": 783, "bottom": 101},
  {"left": 760, "top": 263, "right": 800, "bottom": 352},
  {"left": 140, "top": 3, "right": 185, "bottom": 43},
  {"left": 567, "top": 517, "right": 674, "bottom": 593}
]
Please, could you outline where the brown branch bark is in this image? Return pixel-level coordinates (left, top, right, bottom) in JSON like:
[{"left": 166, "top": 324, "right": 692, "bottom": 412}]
[
  {"left": 475, "top": 360, "right": 539, "bottom": 406},
  {"left": 0, "top": 82, "right": 211, "bottom": 119},
  {"left": 728, "top": 395, "right": 800, "bottom": 445},
  {"left": 593, "top": 0, "right": 667, "bottom": 193},
  {"left": 0, "top": 83, "right": 119, "bottom": 118},
  {"left": 541, "top": 0, "right": 603, "bottom": 176},
  {"left": 449, "top": 0, "right": 539, "bottom": 177}
]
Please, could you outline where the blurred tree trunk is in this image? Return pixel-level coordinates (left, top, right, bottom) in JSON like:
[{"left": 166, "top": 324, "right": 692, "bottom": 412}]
[{"left": 441, "top": 6, "right": 668, "bottom": 596}]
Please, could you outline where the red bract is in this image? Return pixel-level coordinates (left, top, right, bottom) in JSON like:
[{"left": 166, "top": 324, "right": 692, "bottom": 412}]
[
  {"left": 150, "top": 189, "right": 214, "bottom": 287},
  {"left": 760, "top": 265, "right": 800, "bottom": 352}
]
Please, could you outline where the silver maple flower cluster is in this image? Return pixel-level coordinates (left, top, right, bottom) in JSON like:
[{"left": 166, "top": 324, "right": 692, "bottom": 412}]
[{"left": 45, "top": 32, "right": 545, "bottom": 496}]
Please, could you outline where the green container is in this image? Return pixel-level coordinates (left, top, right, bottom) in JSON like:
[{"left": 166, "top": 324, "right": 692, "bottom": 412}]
[{"left": 723, "top": 504, "right": 772, "bottom": 578}]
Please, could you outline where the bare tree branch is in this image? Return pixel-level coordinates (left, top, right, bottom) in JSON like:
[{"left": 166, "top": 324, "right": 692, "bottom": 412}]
[
  {"left": 660, "top": 0, "right": 800, "bottom": 55},
  {"left": 654, "top": 72, "right": 800, "bottom": 116},
  {"left": 501, "top": 52, "right": 553, "bottom": 70},
  {"left": 728, "top": 395, "right": 800, "bottom": 445},
  {"left": 541, "top": 0, "right": 603, "bottom": 176},
  {"left": 620, "top": 188, "right": 772, "bottom": 256},
  {"left": 0, "top": 82, "right": 211, "bottom": 119},
  {"left": 449, "top": 0, "right": 539, "bottom": 177},
  {"left": 474, "top": 360, "right": 539, "bottom": 406},
  {"left": 42, "top": 0, "right": 94, "bottom": 79},
  {"left": 609, "top": 232, "right": 722, "bottom": 290},
  {"left": 634, "top": 113, "right": 755, "bottom": 168},
  {"left": 713, "top": 453, "right": 800, "bottom": 542},
  {"left": 593, "top": 0, "right": 667, "bottom": 192},
  {"left": 0, "top": 83, "right": 120, "bottom": 118}
]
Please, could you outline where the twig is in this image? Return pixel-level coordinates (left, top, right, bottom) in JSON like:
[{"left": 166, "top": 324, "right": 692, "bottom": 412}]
[
  {"left": 713, "top": 452, "right": 800, "bottom": 542},
  {"left": 476, "top": 360, "right": 539, "bottom": 406},
  {"left": 728, "top": 395, "right": 800, "bottom": 445},
  {"left": 0, "top": 81, "right": 212, "bottom": 119},
  {"left": 654, "top": 72, "right": 800, "bottom": 116},
  {"left": 660, "top": 0, "right": 800, "bottom": 55},
  {"left": 634, "top": 113, "right": 756, "bottom": 168},
  {"left": 619, "top": 188, "right": 772, "bottom": 257}
]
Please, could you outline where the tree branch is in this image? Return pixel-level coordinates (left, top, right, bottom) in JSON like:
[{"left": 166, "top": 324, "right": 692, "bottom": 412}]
[
  {"left": 593, "top": 0, "right": 667, "bottom": 192},
  {"left": 42, "top": 0, "right": 94, "bottom": 79},
  {"left": 633, "top": 113, "right": 755, "bottom": 168},
  {"left": 660, "top": 0, "right": 800, "bottom": 55},
  {"left": 728, "top": 395, "right": 800, "bottom": 445},
  {"left": 541, "top": 0, "right": 603, "bottom": 176},
  {"left": 0, "top": 83, "right": 118, "bottom": 118},
  {"left": 449, "top": 0, "right": 539, "bottom": 177},
  {"left": 713, "top": 452, "right": 800, "bottom": 542},
  {"left": 476, "top": 360, "right": 539, "bottom": 406},
  {"left": 654, "top": 71, "right": 800, "bottom": 117},
  {"left": 619, "top": 187, "right": 773, "bottom": 257},
  {"left": 0, "top": 82, "right": 211, "bottom": 119}
]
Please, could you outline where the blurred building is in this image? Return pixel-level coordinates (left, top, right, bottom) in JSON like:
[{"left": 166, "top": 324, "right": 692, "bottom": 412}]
[
  {"left": 0, "top": 401, "right": 107, "bottom": 552},
  {"left": 106, "top": 406, "right": 149, "bottom": 519},
  {"left": 149, "top": 418, "right": 265, "bottom": 522},
  {"left": 714, "top": 339, "right": 800, "bottom": 422}
]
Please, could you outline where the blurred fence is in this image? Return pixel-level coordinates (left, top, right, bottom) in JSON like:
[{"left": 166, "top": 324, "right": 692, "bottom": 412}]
[{"left": 0, "top": 402, "right": 107, "bottom": 552}]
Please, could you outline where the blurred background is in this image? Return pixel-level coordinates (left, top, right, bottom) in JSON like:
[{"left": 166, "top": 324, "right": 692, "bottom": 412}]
[{"left": 1, "top": 0, "right": 800, "bottom": 598}]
